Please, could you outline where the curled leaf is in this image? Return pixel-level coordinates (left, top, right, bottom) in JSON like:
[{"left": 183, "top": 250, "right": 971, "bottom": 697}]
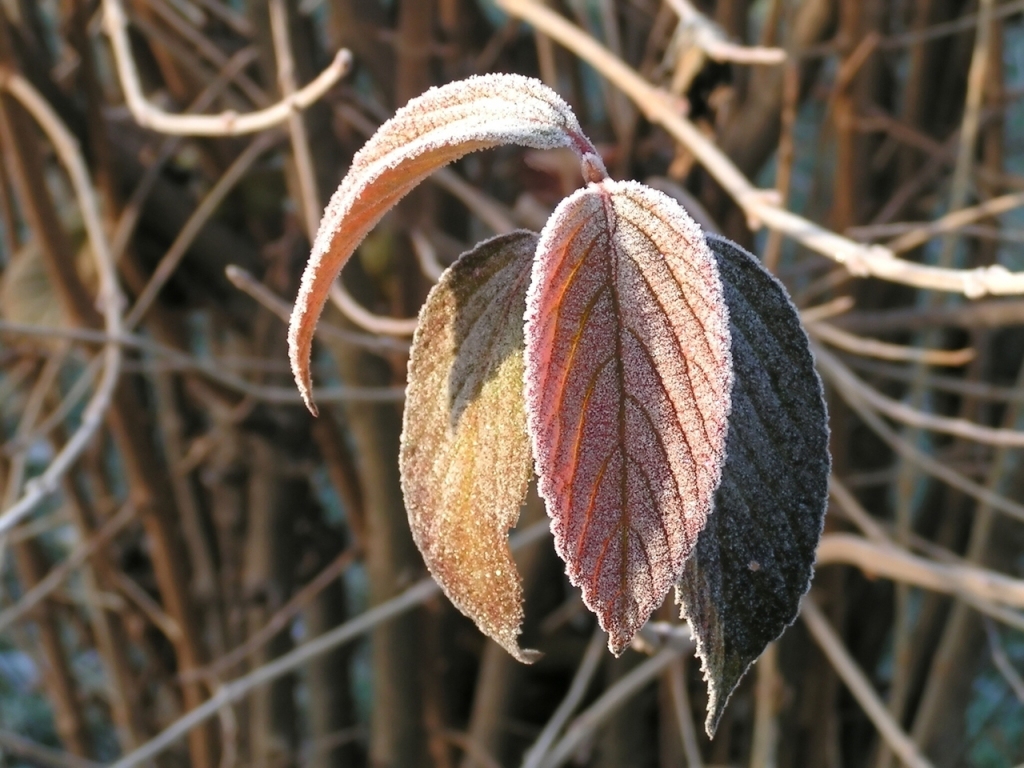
[
  {"left": 289, "top": 74, "right": 605, "bottom": 414},
  {"left": 675, "top": 235, "right": 830, "bottom": 736},
  {"left": 524, "top": 180, "right": 732, "bottom": 654},
  {"left": 400, "top": 231, "right": 540, "bottom": 662}
]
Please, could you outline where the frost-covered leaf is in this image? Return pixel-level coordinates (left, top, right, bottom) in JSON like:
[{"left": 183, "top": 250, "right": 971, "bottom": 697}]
[
  {"left": 400, "top": 231, "right": 540, "bottom": 662},
  {"left": 524, "top": 180, "right": 732, "bottom": 654},
  {"left": 288, "top": 74, "right": 605, "bottom": 414},
  {"left": 675, "top": 235, "right": 829, "bottom": 737}
]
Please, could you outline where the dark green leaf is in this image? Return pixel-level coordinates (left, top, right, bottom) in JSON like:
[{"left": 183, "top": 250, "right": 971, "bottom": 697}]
[{"left": 676, "top": 235, "right": 830, "bottom": 736}]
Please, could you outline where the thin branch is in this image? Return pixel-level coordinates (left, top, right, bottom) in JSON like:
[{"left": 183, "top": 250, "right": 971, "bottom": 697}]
[
  {"left": 667, "top": 658, "right": 704, "bottom": 768},
  {"left": 224, "top": 265, "right": 410, "bottom": 353},
  {"left": 541, "top": 638, "right": 692, "bottom": 768},
  {"left": 807, "top": 321, "right": 975, "bottom": 366},
  {"left": 0, "top": 730, "right": 101, "bottom": 768},
  {"left": 816, "top": 534, "right": 1024, "bottom": 609},
  {"left": 0, "top": 71, "right": 124, "bottom": 538},
  {"left": 800, "top": 598, "right": 934, "bottom": 768},
  {"left": 0, "top": 321, "right": 407, "bottom": 404},
  {"left": 106, "top": 519, "right": 553, "bottom": 768},
  {"left": 410, "top": 228, "right": 446, "bottom": 282},
  {"left": 146, "top": 0, "right": 267, "bottom": 106},
  {"left": 664, "top": 0, "right": 786, "bottom": 64},
  {"left": 494, "top": 0, "right": 1024, "bottom": 298},
  {"left": 187, "top": 547, "right": 359, "bottom": 682},
  {"left": 110, "top": 45, "right": 261, "bottom": 263},
  {"left": 800, "top": 296, "right": 855, "bottom": 323},
  {"left": 816, "top": 346, "right": 1024, "bottom": 447},
  {"left": 269, "top": 0, "right": 320, "bottom": 241},
  {"left": 125, "top": 131, "right": 282, "bottom": 328},
  {"left": 826, "top": 352, "right": 1024, "bottom": 524},
  {"left": 521, "top": 627, "right": 606, "bottom": 768},
  {"left": 328, "top": 282, "right": 420, "bottom": 337},
  {"left": 880, "top": 0, "right": 1024, "bottom": 49},
  {"left": 0, "top": 503, "right": 136, "bottom": 634},
  {"left": 886, "top": 190, "right": 1024, "bottom": 253},
  {"left": 984, "top": 619, "right": 1024, "bottom": 704},
  {"left": 101, "top": 0, "right": 351, "bottom": 136},
  {"left": 828, "top": 476, "right": 891, "bottom": 545},
  {"left": 843, "top": 356, "right": 1024, "bottom": 404}
]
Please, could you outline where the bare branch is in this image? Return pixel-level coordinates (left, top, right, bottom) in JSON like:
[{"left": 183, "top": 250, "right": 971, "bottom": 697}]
[
  {"left": 817, "top": 346, "right": 1024, "bottom": 447},
  {"left": 495, "top": 0, "right": 1024, "bottom": 298},
  {"left": 540, "top": 637, "right": 693, "bottom": 768},
  {"left": 0, "top": 503, "right": 136, "bottom": 633},
  {"left": 0, "top": 71, "right": 124, "bottom": 537},
  {"left": 101, "top": 0, "right": 351, "bottom": 136},
  {"left": 816, "top": 534, "right": 1024, "bottom": 609},
  {"left": 800, "top": 598, "right": 934, "bottom": 768},
  {"left": 521, "top": 627, "right": 606, "bottom": 768},
  {"left": 106, "top": 519, "right": 552, "bottom": 768}
]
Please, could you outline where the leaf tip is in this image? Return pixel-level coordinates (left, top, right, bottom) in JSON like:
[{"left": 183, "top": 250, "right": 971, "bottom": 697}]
[
  {"left": 287, "top": 292, "right": 319, "bottom": 417},
  {"left": 511, "top": 645, "right": 543, "bottom": 664}
]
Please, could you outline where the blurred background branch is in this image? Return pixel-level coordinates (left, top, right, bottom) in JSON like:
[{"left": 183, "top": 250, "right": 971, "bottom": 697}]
[{"left": 2, "top": 1, "right": 1024, "bottom": 767}]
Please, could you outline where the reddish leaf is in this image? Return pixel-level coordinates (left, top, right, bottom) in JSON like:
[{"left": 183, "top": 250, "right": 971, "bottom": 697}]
[
  {"left": 288, "top": 74, "right": 604, "bottom": 414},
  {"left": 400, "top": 232, "right": 540, "bottom": 661},
  {"left": 524, "top": 180, "right": 732, "bottom": 653}
]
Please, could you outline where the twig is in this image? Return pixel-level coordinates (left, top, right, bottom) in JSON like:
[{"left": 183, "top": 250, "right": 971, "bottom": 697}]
[
  {"left": 187, "top": 547, "right": 359, "bottom": 682},
  {"left": 145, "top": 0, "right": 267, "bottom": 106},
  {"left": 667, "top": 658, "right": 704, "bottom": 768},
  {"left": 1, "top": 347, "right": 69, "bottom": 509},
  {"left": 106, "top": 519, "right": 552, "bottom": 768},
  {"left": 816, "top": 534, "right": 1024, "bottom": 609},
  {"left": 269, "top": 0, "right": 320, "bottom": 241},
  {"left": 410, "top": 229, "right": 446, "bottom": 282},
  {"left": 807, "top": 321, "right": 975, "bottom": 366},
  {"left": 193, "top": 0, "right": 253, "bottom": 38},
  {"left": 880, "top": 0, "right": 1024, "bottom": 50},
  {"left": 886, "top": 189, "right": 1024, "bottom": 253},
  {"left": 494, "top": 0, "right": 1024, "bottom": 298},
  {"left": 828, "top": 477, "right": 891, "bottom": 545},
  {"left": 0, "top": 729, "right": 101, "bottom": 768},
  {"left": 816, "top": 346, "right": 1024, "bottom": 447},
  {"left": 0, "top": 503, "right": 136, "bottom": 634},
  {"left": 664, "top": 0, "right": 786, "bottom": 64},
  {"left": 835, "top": 298, "right": 1024, "bottom": 334},
  {"left": 224, "top": 265, "right": 410, "bottom": 353},
  {"left": 521, "top": 627, "right": 606, "bottom": 768},
  {"left": 983, "top": 619, "right": 1024, "bottom": 704},
  {"left": 101, "top": 0, "right": 351, "bottom": 136},
  {"left": 843, "top": 356, "right": 1024, "bottom": 404},
  {"left": 825, "top": 351, "right": 1024, "bottom": 524},
  {"left": 111, "top": 569, "right": 184, "bottom": 643},
  {"left": 800, "top": 296, "right": 855, "bottom": 323},
  {"left": 763, "top": 61, "right": 800, "bottom": 273},
  {"left": 0, "top": 321, "right": 407, "bottom": 404},
  {"left": 442, "top": 730, "right": 503, "bottom": 768},
  {"left": 125, "top": 131, "right": 282, "bottom": 328},
  {"left": 800, "top": 598, "right": 934, "bottom": 768},
  {"left": 541, "top": 639, "right": 692, "bottom": 768},
  {"left": 433, "top": 168, "right": 518, "bottom": 234},
  {"left": 0, "top": 71, "right": 124, "bottom": 538},
  {"left": 110, "top": 45, "right": 261, "bottom": 263},
  {"left": 328, "top": 282, "right": 420, "bottom": 337}
]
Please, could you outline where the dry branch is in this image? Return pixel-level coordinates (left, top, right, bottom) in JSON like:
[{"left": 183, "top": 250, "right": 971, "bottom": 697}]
[
  {"left": 102, "top": 0, "right": 351, "bottom": 136},
  {"left": 496, "top": 0, "right": 1024, "bottom": 298}
]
